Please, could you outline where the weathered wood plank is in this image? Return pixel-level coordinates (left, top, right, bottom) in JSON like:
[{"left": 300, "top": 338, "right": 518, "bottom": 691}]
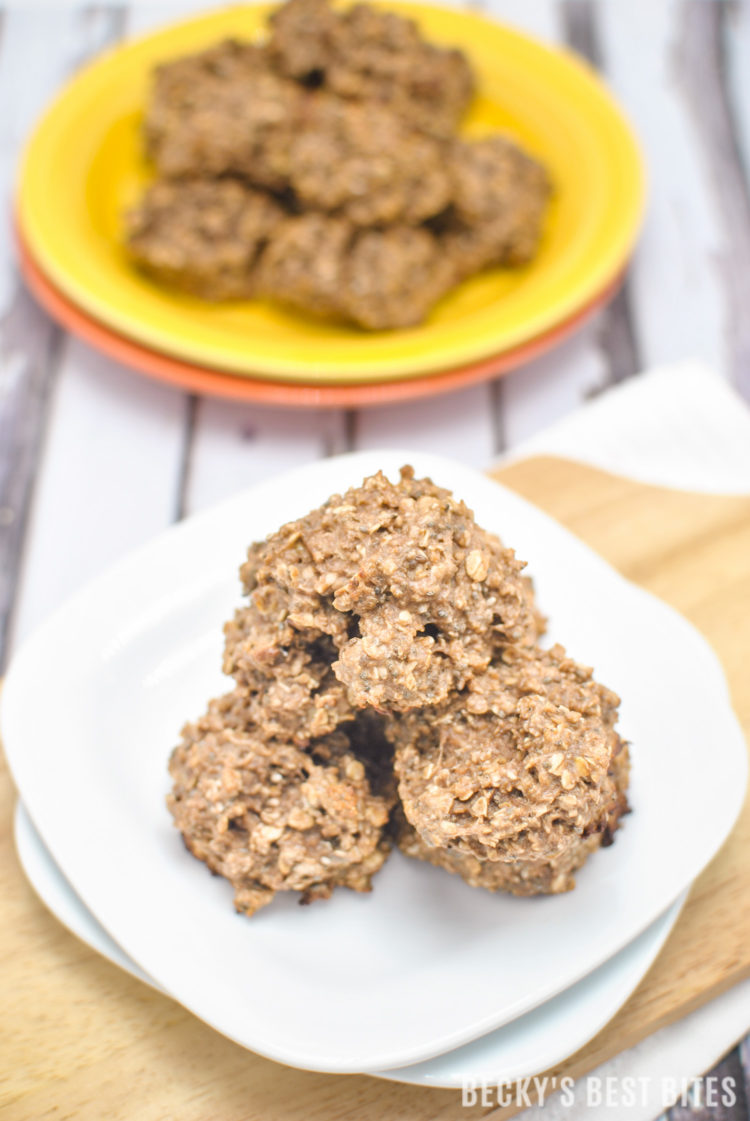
[
  {"left": 725, "top": 0, "right": 750, "bottom": 180},
  {"left": 10, "top": 341, "right": 189, "bottom": 647},
  {"left": 184, "top": 398, "right": 350, "bottom": 515},
  {"left": 0, "top": 6, "right": 119, "bottom": 306},
  {"left": 677, "top": 0, "right": 750, "bottom": 399},
  {"left": 739, "top": 1029, "right": 750, "bottom": 1105},
  {"left": 0, "top": 288, "right": 61, "bottom": 671},
  {"left": 0, "top": 5, "right": 128, "bottom": 668},
  {"left": 124, "top": 0, "right": 233, "bottom": 36},
  {"left": 481, "top": 0, "right": 620, "bottom": 449},
  {"left": 7, "top": 5, "right": 192, "bottom": 650},
  {"left": 499, "top": 318, "right": 610, "bottom": 448},
  {"left": 483, "top": 0, "right": 559, "bottom": 41},
  {"left": 597, "top": 0, "right": 728, "bottom": 379},
  {"left": 354, "top": 382, "right": 497, "bottom": 464},
  {"left": 173, "top": 393, "right": 198, "bottom": 521},
  {"left": 561, "top": 0, "right": 642, "bottom": 384},
  {"left": 666, "top": 1048, "right": 750, "bottom": 1120}
]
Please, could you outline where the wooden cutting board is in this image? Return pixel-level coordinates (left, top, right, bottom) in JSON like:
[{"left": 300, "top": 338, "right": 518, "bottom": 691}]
[{"left": 2, "top": 456, "right": 750, "bottom": 1121}]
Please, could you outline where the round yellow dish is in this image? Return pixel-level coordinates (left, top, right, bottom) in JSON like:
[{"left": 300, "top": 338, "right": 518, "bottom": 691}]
[{"left": 17, "top": 3, "right": 645, "bottom": 385}]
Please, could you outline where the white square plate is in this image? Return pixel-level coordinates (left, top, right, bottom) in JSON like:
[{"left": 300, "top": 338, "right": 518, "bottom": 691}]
[
  {"left": 14, "top": 801, "right": 687, "bottom": 1089},
  {"left": 2, "top": 451, "right": 746, "bottom": 1073}
]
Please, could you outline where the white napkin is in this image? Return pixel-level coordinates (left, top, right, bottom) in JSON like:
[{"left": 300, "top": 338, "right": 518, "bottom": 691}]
[
  {"left": 501, "top": 360, "right": 750, "bottom": 493},
  {"left": 497, "top": 360, "right": 750, "bottom": 1120}
]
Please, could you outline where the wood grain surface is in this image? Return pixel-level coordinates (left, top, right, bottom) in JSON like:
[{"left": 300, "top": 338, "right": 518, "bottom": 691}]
[{"left": 2, "top": 455, "right": 750, "bottom": 1121}]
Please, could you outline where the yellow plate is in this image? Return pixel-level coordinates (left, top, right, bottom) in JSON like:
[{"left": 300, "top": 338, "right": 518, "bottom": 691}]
[{"left": 18, "top": 3, "right": 645, "bottom": 385}]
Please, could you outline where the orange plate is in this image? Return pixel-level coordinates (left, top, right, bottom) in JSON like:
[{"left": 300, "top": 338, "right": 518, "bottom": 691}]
[{"left": 17, "top": 229, "right": 621, "bottom": 409}]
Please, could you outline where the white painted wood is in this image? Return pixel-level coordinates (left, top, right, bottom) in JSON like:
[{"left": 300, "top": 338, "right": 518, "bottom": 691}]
[
  {"left": 11, "top": 340, "right": 187, "bottom": 646},
  {"left": 354, "top": 382, "right": 496, "bottom": 465},
  {"left": 177, "top": 400, "right": 352, "bottom": 515},
  {"left": 500, "top": 315, "right": 610, "bottom": 447},
  {"left": 0, "top": 6, "right": 124, "bottom": 313},
  {"left": 472, "top": 0, "right": 615, "bottom": 447},
  {"left": 697, "top": 0, "right": 750, "bottom": 397},
  {"left": 184, "top": 398, "right": 348, "bottom": 514},
  {"left": 0, "top": 8, "right": 109, "bottom": 659},
  {"left": 598, "top": 0, "right": 728, "bottom": 377},
  {"left": 5, "top": 5, "right": 188, "bottom": 652},
  {"left": 725, "top": 0, "right": 750, "bottom": 171},
  {"left": 124, "top": 0, "right": 231, "bottom": 36},
  {"left": 482, "top": 0, "right": 560, "bottom": 42}
]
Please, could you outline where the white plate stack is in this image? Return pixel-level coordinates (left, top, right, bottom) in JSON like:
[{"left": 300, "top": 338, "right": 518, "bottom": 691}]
[{"left": 3, "top": 447, "right": 746, "bottom": 1087}]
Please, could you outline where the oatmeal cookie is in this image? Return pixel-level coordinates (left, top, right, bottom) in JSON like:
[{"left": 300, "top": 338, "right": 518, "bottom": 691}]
[
  {"left": 144, "top": 39, "right": 300, "bottom": 186},
  {"left": 223, "top": 606, "right": 354, "bottom": 743},
  {"left": 443, "top": 135, "right": 551, "bottom": 276},
  {"left": 392, "top": 643, "right": 629, "bottom": 863},
  {"left": 395, "top": 737, "right": 628, "bottom": 894},
  {"left": 257, "top": 217, "right": 457, "bottom": 328},
  {"left": 341, "top": 225, "right": 457, "bottom": 329},
  {"left": 268, "top": 0, "right": 474, "bottom": 138},
  {"left": 232, "top": 467, "right": 537, "bottom": 712},
  {"left": 168, "top": 690, "right": 394, "bottom": 915},
  {"left": 125, "top": 178, "right": 284, "bottom": 300},
  {"left": 282, "top": 96, "right": 452, "bottom": 226},
  {"left": 257, "top": 214, "right": 354, "bottom": 320},
  {"left": 144, "top": 38, "right": 451, "bottom": 228},
  {"left": 395, "top": 811, "right": 601, "bottom": 895}
]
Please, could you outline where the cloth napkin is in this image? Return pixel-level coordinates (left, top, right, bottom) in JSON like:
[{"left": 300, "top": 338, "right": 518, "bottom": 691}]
[{"left": 496, "top": 360, "right": 750, "bottom": 1120}]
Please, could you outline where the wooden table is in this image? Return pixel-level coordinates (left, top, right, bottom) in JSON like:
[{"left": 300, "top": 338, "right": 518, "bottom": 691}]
[{"left": 1, "top": 1, "right": 750, "bottom": 1118}]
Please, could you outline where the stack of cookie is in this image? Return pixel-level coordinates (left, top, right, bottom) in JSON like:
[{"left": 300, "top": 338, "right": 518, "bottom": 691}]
[{"left": 168, "top": 467, "right": 629, "bottom": 916}]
